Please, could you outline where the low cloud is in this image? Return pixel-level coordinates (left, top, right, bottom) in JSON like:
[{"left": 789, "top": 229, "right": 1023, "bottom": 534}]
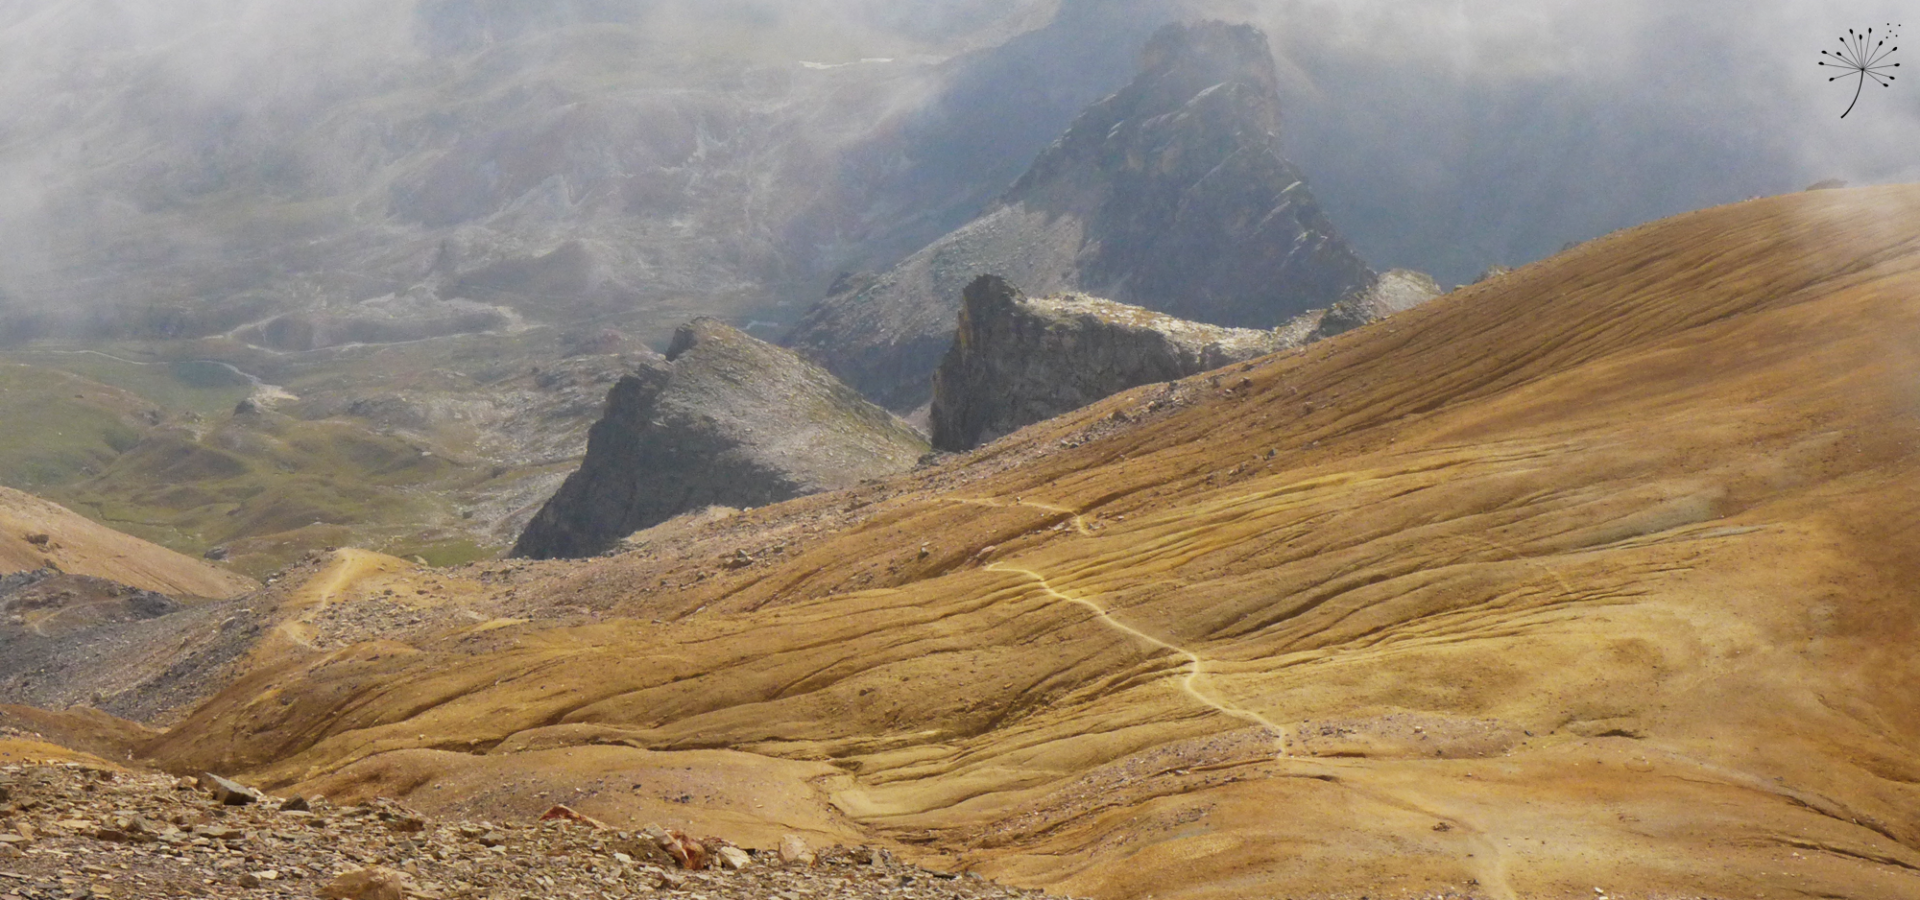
[{"left": 0, "top": 0, "right": 1914, "bottom": 332}]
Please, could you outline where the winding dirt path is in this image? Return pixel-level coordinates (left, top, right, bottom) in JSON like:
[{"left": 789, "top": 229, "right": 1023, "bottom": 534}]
[
  {"left": 959, "top": 494, "right": 1522, "bottom": 899},
  {"left": 275, "top": 549, "right": 389, "bottom": 651},
  {"left": 984, "top": 561, "right": 1292, "bottom": 753}
]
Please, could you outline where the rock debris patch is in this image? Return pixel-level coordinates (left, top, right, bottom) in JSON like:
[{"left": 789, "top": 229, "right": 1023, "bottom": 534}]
[{"left": 0, "top": 763, "right": 1069, "bottom": 900}]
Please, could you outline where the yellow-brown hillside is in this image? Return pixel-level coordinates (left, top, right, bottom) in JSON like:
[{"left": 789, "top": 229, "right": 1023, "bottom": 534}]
[
  {"left": 144, "top": 186, "right": 1920, "bottom": 899},
  {"left": 0, "top": 486, "right": 258, "bottom": 599}
]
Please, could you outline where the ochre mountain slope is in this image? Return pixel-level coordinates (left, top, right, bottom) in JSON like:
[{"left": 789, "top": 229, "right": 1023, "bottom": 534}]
[
  {"left": 143, "top": 186, "right": 1920, "bottom": 899},
  {"left": 0, "top": 486, "right": 256, "bottom": 599}
]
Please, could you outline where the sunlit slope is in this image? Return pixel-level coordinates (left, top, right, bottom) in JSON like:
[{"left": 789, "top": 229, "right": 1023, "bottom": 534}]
[
  {"left": 0, "top": 486, "right": 256, "bottom": 598},
  {"left": 147, "top": 186, "right": 1920, "bottom": 899}
]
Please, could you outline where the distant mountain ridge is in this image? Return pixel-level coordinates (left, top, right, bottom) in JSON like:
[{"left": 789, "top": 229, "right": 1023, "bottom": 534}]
[
  {"left": 0, "top": 0, "right": 1152, "bottom": 349},
  {"left": 787, "top": 20, "right": 1374, "bottom": 410}
]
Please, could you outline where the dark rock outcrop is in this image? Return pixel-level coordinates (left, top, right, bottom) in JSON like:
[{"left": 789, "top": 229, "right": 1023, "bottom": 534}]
[
  {"left": 512, "top": 319, "right": 928, "bottom": 559},
  {"left": 788, "top": 20, "right": 1375, "bottom": 411},
  {"left": 929, "top": 276, "right": 1289, "bottom": 451}
]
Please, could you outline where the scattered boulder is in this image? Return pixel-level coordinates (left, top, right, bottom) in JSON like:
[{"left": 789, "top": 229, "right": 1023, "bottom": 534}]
[
  {"left": 538, "top": 804, "right": 605, "bottom": 828},
  {"left": 788, "top": 20, "right": 1374, "bottom": 411},
  {"left": 512, "top": 319, "right": 928, "bottom": 559},
  {"left": 647, "top": 825, "right": 709, "bottom": 870},
  {"left": 716, "top": 844, "right": 754, "bottom": 870},
  {"left": 779, "top": 834, "right": 817, "bottom": 868},
  {"left": 930, "top": 276, "right": 1289, "bottom": 451},
  {"left": 199, "top": 772, "right": 262, "bottom": 807}
]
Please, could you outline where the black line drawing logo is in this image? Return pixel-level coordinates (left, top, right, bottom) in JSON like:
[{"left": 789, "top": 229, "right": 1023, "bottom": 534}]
[{"left": 1820, "top": 24, "right": 1900, "bottom": 118}]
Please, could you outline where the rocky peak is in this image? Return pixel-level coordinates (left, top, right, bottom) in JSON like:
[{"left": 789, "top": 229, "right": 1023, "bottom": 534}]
[
  {"left": 512, "top": 320, "right": 927, "bottom": 559},
  {"left": 1142, "top": 20, "right": 1279, "bottom": 96},
  {"left": 788, "top": 20, "right": 1373, "bottom": 411},
  {"left": 1015, "top": 21, "right": 1280, "bottom": 192},
  {"left": 929, "top": 276, "right": 1290, "bottom": 451}
]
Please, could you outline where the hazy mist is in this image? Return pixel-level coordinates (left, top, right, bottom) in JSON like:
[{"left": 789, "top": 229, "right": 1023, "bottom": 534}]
[{"left": 0, "top": 0, "right": 1913, "bottom": 338}]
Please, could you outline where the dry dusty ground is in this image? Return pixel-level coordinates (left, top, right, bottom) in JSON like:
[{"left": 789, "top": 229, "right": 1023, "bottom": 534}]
[{"left": 16, "top": 187, "right": 1920, "bottom": 899}]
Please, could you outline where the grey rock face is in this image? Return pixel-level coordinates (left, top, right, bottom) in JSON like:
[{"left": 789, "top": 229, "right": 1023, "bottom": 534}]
[
  {"left": 929, "top": 276, "right": 1288, "bottom": 451},
  {"left": 512, "top": 319, "right": 928, "bottom": 559},
  {"left": 789, "top": 20, "right": 1375, "bottom": 411},
  {"left": 1309, "top": 269, "right": 1444, "bottom": 340}
]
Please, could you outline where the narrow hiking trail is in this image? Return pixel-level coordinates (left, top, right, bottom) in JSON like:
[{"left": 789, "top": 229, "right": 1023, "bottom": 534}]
[
  {"left": 273, "top": 549, "right": 390, "bottom": 652},
  {"left": 954, "top": 487, "right": 1530, "bottom": 900},
  {"left": 983, "top": 561, "right": 1293, "bottom": 752},
  {"left": 983, "top": 556, "right": 1523, "bottom": 900},
  {"left": 982, "top": 558, "right": 1523, "bottom": 899}
]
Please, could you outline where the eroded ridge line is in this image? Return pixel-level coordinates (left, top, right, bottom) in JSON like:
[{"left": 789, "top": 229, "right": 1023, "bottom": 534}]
[{"left": 986, "top": 562, "right": 1291, "bottom": 755}]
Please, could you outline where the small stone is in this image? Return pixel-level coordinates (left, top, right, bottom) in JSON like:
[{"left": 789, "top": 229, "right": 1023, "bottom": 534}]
[
  {"left": 319, "top": 867, "right": 411, "bottom": 900},
  {"left": 537, "top": 805, "right": 604, "bottom": 829},
  {"left": 715, "top": 846, "right": 751, "bottom": 870},
  {"left": 651, "top": 827, "right": 708, "bottom": 869},
  {"left": 777, "top": 834, "right": 815, "bottom": 868},
  {"left": 655, "top": 871, "right": 687, "bottom": 889},
  {"left": 280, "top": 796, "right": 311, "bottom": 812},
  {"left": 384, "top": 814, "right": 425, "bottom": 834}
]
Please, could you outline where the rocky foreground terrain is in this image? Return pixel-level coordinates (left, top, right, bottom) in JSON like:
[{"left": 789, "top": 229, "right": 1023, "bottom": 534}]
[{"left": 0, "top": 760, "right": 1078, "bottom": 900}]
